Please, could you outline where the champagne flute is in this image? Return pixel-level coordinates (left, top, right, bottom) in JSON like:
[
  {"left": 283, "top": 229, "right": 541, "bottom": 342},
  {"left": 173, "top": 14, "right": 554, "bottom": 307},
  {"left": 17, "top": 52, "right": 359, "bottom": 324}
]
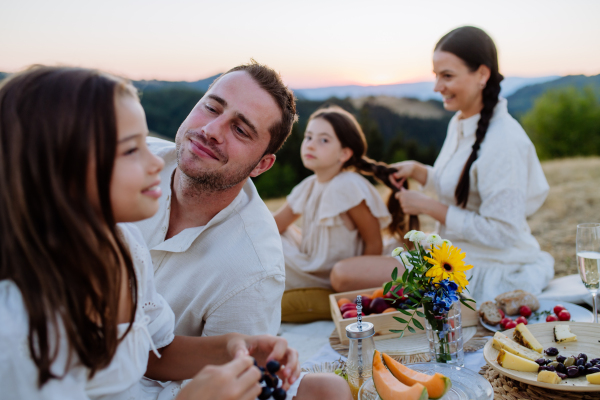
[{"left": 576, "top": 223, "right": 600, "bottom": 323}]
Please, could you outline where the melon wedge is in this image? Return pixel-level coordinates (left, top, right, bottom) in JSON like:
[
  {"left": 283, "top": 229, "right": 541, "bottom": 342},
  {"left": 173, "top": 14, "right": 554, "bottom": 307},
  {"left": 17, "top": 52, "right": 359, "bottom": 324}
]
[
  {"left": 372, "top": 350, "right": 428, "bottom": 400},
  {"left": 382, "top": 352, "right": 451, "bottom": 399}
]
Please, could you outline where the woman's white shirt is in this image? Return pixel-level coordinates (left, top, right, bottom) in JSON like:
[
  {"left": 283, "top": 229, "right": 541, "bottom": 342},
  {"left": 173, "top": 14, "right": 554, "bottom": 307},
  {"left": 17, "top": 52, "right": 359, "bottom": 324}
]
[
  {"left": 0, "top": 223, "right": 175, "bottom": 400},
  {"left": 424, "top": 98, "right": 554, "bottom": 301}
]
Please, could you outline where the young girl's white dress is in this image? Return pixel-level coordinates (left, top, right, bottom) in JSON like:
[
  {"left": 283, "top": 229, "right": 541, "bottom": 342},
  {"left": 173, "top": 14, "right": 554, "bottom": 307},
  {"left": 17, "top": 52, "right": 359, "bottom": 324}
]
[
  {"left": 425, "top": 98, "right": 554, "bottom": 303},
  {"left": 281, "top": 171, "right": 392, "bottom": 290},
  {"left": 0, "top": 223, "right": 177, "bottom": 400}
]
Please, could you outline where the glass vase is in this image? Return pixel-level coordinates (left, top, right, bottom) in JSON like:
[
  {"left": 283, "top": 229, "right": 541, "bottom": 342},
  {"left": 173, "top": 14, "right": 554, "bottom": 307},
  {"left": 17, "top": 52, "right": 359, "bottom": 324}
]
[{"left": 423, "top": 300, "right": 464, "bottom": 366}]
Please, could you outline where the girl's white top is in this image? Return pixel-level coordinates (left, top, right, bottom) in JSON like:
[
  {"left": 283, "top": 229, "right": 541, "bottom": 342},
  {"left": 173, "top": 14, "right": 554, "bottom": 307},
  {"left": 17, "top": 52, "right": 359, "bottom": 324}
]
[
  {"left": 425, "top": 97, "right": 554, "bottom": 303},
  {"left": 281, "top": 171, "right": 392, "bottom": 290},
  {"left": 0, "top": 223, "right": 176, "bottom": 400}
]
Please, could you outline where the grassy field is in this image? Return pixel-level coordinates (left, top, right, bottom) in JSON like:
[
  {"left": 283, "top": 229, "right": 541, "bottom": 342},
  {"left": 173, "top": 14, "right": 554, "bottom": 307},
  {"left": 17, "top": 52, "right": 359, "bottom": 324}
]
[{"left": 264, "top": 156, "right": 600, "bottom": 278}]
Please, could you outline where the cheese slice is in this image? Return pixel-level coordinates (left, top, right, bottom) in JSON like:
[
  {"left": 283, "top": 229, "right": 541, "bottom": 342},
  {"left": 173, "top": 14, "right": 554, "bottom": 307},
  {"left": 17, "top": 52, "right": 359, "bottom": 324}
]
[
  {"left": 513, "top": 323, "right": 544, "bottom": 353},
  {"left": 492, "top": 332, "right": 542, "bottom": 361},
  {"left": 587, "top": 371, "right": 600, "bottom": 384},
  {"left": 538, "top": 370, "right": 562, "bottom": 384},
  {"left": 497, "top": 349, "right": 540, "bottom": 372},
  {"left": 554, "top": 325, "right": 577, "bottom": 343}
]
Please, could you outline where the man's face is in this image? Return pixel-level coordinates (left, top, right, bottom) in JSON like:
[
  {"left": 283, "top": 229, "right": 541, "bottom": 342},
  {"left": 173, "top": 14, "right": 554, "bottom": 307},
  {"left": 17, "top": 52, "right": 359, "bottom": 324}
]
[{"left": 175, "top": 71, "right": 280, "bottom": 191}]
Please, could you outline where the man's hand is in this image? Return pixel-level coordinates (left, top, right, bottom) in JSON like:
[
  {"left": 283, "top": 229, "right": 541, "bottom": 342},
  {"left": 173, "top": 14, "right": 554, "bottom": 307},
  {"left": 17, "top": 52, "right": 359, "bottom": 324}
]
[
  {"left": 177, "top": 355, "right": 262, "bottom": 400},
  {"left": 227, "top": 334, "right": 300, "bottom": 390}
]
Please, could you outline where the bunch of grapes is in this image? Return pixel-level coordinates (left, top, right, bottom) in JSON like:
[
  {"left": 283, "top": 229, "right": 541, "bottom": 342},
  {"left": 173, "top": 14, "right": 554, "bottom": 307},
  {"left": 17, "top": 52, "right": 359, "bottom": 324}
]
[{"left": 256, "top": 360, "right": 287, "bottom": 400}]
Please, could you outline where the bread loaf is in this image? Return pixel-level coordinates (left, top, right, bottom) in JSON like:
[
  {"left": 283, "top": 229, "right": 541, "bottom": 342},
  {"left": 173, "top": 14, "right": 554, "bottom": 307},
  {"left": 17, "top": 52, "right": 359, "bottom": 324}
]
[
  {"left": 479, "top": 301, "right": 502, "bottom": 325},
  {"left": 495, "top": 290, "right": 539, "bottom": 315}
]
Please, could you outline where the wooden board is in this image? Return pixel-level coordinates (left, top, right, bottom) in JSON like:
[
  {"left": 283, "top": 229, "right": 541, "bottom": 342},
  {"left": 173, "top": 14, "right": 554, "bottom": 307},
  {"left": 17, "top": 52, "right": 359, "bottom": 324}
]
[
  {"left": 483, "top": 321, "right": 600, "bottom": 392},
  {"left": 330, "top": 287, "right": 479, "bottom": 345}
]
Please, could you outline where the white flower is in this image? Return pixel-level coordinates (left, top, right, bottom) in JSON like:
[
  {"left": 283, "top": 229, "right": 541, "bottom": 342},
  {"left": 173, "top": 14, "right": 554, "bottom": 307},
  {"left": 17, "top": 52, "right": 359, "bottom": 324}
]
[
  {"left": 426, "top": 234, "right": 443, "bottom": 247},
  {"left": 400, "top": 254, "right": 410, "bottom": 266},
  {"left": 442, "top": 239, "right": 452, "bottom": 247},
  {"left": 404, "top": 230, "right": 416, "bottom": 239},
  {"left": 409, "top": 231, "right": 426, "bottom": 243},
  {"left": 391, "top": 247, "right": 404, "bottom": 257}
]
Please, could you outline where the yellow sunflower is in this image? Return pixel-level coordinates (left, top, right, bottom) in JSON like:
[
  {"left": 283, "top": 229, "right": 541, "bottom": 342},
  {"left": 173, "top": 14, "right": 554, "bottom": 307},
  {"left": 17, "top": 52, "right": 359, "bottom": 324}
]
[{"left": 424, "top": 243, "right": 473, "bottom": 290}]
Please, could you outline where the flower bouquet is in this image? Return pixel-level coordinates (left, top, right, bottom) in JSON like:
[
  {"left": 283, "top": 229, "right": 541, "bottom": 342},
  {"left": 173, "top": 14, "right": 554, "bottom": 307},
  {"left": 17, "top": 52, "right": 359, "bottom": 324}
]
[{"left": 385, "top": 230, "right": 476, "bottom": 364}]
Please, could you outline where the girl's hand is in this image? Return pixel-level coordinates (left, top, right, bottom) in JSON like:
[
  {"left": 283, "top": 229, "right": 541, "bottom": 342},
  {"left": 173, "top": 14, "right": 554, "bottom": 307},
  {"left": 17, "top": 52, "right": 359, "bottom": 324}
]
[
  {"left": 389, "top": 161, "right": 428, "bottom": 187},
  {"left": 227, "top": 334, "right": 300, "bottom": 390},
  {"left": 395, "top": 188, "right": 431, "bottom": 215},
  {"left": 177, "top": 355, "right": 261, "bottom": 400}
]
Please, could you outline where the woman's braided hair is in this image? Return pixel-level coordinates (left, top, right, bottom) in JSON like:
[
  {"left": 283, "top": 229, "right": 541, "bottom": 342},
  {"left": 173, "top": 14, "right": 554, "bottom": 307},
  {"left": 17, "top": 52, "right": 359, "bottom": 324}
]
[
  {"left": 435, "top": 26, "right": 504, "bottom": 208},
  {"left": 307, "top": 106, "right": 419, "bottom": 240}
]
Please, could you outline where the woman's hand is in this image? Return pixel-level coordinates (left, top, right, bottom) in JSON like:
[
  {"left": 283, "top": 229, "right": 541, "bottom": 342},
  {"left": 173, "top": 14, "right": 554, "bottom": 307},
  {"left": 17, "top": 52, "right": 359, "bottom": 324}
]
[
  {"left": 395, "top": 188, "right": 449, "bottom": 224},
  {"left": 389, "top": 161, "right": 428, "bottom": 187},
  {"left": 227, "top": 334, "right": 300, "bottom": 390},
  {"left": 177, "top": 355, "right": 262, "bottom": 400}
]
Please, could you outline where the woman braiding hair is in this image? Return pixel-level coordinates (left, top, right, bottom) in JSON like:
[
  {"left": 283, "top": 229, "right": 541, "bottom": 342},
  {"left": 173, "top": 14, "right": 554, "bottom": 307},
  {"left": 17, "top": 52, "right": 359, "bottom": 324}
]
[{"left": 345, "top": 25, "right": 553, "bottom": 301}]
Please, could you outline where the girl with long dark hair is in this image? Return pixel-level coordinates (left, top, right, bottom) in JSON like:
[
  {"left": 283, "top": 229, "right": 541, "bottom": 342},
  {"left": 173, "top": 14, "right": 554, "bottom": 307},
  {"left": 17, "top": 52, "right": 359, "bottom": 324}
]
[
  {"left": 0, "top": 66, "right": 306, "bottom": 400},
  {"left": 340, "top": 26, "right": 553, "bottom": 302},
  {"left": 275, "top": 106, "right": 418, "bottom": 320}
]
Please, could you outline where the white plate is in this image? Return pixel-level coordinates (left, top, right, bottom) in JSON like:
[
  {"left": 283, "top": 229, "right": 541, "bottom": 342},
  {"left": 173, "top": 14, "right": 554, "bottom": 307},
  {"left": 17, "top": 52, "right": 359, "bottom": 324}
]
[
  {"left": 359, "top": 363, "right": 493, "bottom": 400},
  {"left": 480, "top": 299, "right": 593, "bottom": 332}
]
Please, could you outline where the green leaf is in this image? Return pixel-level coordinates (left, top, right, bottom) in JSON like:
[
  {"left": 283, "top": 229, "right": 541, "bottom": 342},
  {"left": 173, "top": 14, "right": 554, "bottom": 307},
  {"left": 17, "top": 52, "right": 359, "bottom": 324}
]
[
  {"left": 409, "top": 296, "right": 420, "bottom": 304},
  {"left": 412, "top": 291, "right": 422, "bottom": 299},
  {"left": 462, "top": 298, "right": 476, "bottom": 303},
  {"left": 389, "top": 329, "right": 403, "bottom": 333},
  {"left": 407, "top": 325, "right": 416, "bottom": 333},
  {"left": 398, "top": 309, "right": 412, "bottom": 316},
  {"left": 412, "top": 319, "right": 424, "bottom": 330},
  {"left": 393, "top": 317, "right": 408, "bottom": 324},
  {"left": 415, "top": 311, "right": 425, "bottom": 318},
  {"left": 398, "top": 330, "right": 405, "bottom": 339},
  {"left": 460, "top": 299, "right": 476, "bottom": 311},
  {"left": 383, "top": 281, "right": 392, "bottom": 295},
  {"left": 391, "top": 267, "right": 398, "bottom": 281},
  {"left": 402, "top": 268, "right": 409, "bottom": 282}
]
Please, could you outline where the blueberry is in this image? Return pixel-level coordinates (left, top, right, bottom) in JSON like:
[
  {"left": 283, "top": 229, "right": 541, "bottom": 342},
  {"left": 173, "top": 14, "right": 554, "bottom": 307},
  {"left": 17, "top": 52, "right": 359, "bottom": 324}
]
[
  {"left": 578, "top": 353, "right": 588, "bottom": 362},
  {"left": 557, "top": 372, "right": 567, "bottom": 379},
  {"left": 272, "top": 388, "right": 287, "bottom": 400},
  {"left": 586, "top": 362, "right": 593, "bottom": 369},
  {"left": 538, "top": 365, "right": 547, "bottom": 372},
  {"left": 546, "top": 365, "right": 556, "bottom": 372},
  {"left": 545, "top": 347, "right": 559, "bottom": 356},
  {"left": 591, "top": 358, "right": 600, "bottom": 365},
  {"left": 266, "top": 360, "right": 281, "bottom": 374},
  {"left": 577, "top": 358, "right": 585, "bottom": 366},
  {"left": 535, "top": 358, "right": 546, "bottom": 366},
  {"left": 588, "top": 367, "right": 600, "bottom": 374},
  {"left": 578, "top": 365, "right": 586, "bottom": 374},
  {"left": 567, "top": 367, "right": 579, "bottom": 377},
  {"left": 556, "top": 355, "right": 567, "bottom": 364},
  {"left": 556, "top": 363, "right": 566, "bottom": 373},
  {"left": 258, "top": 386, "right": 273, "bottom": 400}
]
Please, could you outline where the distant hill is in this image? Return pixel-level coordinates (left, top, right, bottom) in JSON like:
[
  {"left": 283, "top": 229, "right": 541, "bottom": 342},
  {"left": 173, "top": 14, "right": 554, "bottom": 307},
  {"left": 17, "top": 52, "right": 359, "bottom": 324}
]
[
  {"left": 294, "top": 76, "right": 560, "bottom": 101},
  {"left": 133, "top": 74, "right": 221, "bottom": 93},
  {"left": 507, "top": 74, "right": 600, "bottom": 117}
]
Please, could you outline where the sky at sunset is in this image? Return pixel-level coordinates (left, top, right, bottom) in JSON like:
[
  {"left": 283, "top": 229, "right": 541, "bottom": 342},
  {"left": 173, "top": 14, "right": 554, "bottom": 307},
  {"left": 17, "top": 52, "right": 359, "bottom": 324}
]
[{"left": 1, "top": 0, "right": 599, "bottom": 88}]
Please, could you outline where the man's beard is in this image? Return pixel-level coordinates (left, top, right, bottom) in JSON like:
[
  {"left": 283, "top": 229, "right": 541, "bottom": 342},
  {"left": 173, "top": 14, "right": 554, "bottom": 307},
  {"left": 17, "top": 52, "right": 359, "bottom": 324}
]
[{"left": 176, "top": 131, "right": 261, "bottom": 192}]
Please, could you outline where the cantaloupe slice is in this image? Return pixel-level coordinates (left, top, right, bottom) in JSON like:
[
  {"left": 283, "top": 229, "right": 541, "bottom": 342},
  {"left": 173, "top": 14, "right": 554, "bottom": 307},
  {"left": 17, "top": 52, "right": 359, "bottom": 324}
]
[
  {"left": 382, "top": 352, "right": 452, "bottom": 399},
  {"left": 372, "top": 350, "right": 428, "bottom": 400}
]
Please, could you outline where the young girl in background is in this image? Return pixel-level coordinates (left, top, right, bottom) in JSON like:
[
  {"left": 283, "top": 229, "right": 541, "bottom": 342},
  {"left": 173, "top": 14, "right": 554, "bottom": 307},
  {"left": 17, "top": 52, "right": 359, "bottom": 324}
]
[
  {"left": 0, "top": 66, "right": 308, "bottom": 400},
  {"left": 275, "top": 106, "right": 417, "bottom": 319}
]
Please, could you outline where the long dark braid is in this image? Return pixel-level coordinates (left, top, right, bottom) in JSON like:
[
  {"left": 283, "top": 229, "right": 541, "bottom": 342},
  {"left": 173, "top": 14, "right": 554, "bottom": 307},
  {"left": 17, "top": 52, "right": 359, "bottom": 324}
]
[
  {"left": 435, "top": 26, "right": 504, "bottom": 208},
  {"left": 307, "top": 106, "right": 419, "bottom": 240}
]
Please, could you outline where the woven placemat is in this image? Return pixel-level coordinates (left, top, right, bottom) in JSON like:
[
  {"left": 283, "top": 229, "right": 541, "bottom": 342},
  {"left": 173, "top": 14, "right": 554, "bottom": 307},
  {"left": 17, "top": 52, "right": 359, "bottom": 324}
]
[
  {"left": 329, "top": 322, "right": 490, "bottom": 364},
  {"left": 479, "top": 364, "right": 599, "bottom": 400}
]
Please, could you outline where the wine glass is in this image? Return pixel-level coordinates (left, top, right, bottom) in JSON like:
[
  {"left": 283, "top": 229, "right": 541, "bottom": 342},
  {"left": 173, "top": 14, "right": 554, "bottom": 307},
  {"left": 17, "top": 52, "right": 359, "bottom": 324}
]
[{"left": 576, "top": 223, "right": 600, "bottom": 323}]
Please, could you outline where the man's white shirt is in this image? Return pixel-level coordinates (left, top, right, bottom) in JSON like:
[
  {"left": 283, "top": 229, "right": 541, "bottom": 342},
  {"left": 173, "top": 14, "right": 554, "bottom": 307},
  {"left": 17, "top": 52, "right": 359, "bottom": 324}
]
[{"left": 134, "top": 137, "right": 285, "bottom": 337}]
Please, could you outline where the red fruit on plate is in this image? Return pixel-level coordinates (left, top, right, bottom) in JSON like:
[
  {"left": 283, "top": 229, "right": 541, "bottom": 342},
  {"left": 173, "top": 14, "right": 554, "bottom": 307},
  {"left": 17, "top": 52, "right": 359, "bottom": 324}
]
[
  {"left": 515, "top": 316, "right": 528, "bottom": 325},
  {"left": 340, "top": 303, "right": 357, "bottom": 314},
  {"left": 519, "top": 305, "right": 532, "bottom": 318},
  {"left": 342, "top": 310, "right": 363, "bottom": 319},
  {"left": 558, "top": 309, "right": 571, "bottom": 321},
  {"left": 553, "top": 304, "right": 566, "bottom": 315},
  {"left": 500, "top": 317, "right": 512, "bottom": 328},
  {"left": 504, "top": 321, "right": 517, "bottom": 329},
  {"left": 546, "top": 314, "right": 559, "bottom": 322},
  {"left": 498, "top": 308, "right": 505, "bottom": 318}
]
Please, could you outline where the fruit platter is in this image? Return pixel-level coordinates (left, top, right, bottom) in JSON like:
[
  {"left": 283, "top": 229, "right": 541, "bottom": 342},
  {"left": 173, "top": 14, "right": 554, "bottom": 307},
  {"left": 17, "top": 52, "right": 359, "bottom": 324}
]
[
  {"left": 483, "top": 321, "right": 600, "bottom": 391},
  {"left": 478, "top": 289, "right": 593, "bottom": 332},
  {"left": 358, "top": 351, "right": 493, "bottom": 400}
]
